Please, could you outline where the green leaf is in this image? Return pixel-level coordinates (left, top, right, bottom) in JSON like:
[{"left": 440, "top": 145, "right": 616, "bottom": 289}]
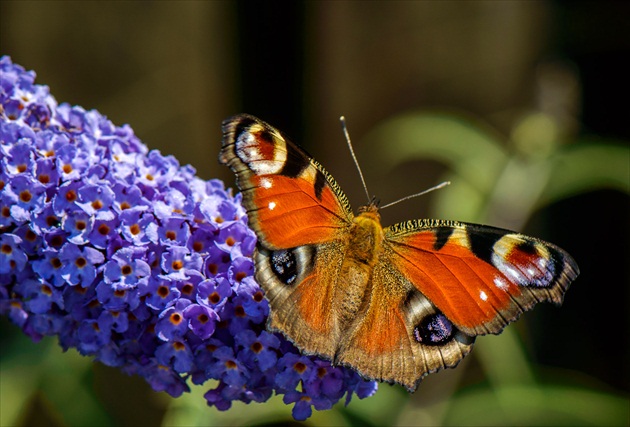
[
  {"left": 539, "top": 141, "right": 630, "bottom": 208},
  {"left": 444, "top": 383, "right": 629, "bottom": 426},
  {"left": 364, "top": 112, "right": 508, "bottom": 193}
]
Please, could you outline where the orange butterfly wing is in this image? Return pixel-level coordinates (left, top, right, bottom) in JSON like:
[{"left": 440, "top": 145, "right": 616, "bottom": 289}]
[
  {"left": 383, "top": 220, "right": 579, "bottom": 336},
  {"left": 220, "top": 114, "right": 354, "bottom": 355},
  {"left": 219, "top": 114, "right": 353, "bottom": 249}
]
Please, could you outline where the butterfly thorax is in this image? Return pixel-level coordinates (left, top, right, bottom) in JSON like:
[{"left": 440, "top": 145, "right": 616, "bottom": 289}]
[{"left": 350, "top": 205, "right": 383, "bottom": 267}]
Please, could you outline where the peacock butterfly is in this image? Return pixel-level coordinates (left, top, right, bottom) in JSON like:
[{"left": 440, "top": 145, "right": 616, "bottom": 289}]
[{"left": 219, "top": 114, "right": 579, "bottom": 391}]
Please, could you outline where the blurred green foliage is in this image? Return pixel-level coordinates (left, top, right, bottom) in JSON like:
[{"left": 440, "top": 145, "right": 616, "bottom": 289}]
[{"left": 365, "top": 111, "right": 629, "bottom": 228}]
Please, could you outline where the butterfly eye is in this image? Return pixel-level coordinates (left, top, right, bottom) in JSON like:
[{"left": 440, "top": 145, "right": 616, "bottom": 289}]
[
  {"left": 270, "top": 249, "right": 298, "bottom": 286},
  {"left": 413, "top": 313, "right": 455, "bottom": 346}
]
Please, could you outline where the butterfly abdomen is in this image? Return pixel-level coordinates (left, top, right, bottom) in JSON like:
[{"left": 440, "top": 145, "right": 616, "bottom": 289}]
[{"left": 334, "top": 207, "right": 385, "bottom": 327}]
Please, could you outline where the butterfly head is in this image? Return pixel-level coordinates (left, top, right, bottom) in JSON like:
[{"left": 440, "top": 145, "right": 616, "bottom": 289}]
[{"left": 358, "top": 199, "right": 381, "bottom": 218}]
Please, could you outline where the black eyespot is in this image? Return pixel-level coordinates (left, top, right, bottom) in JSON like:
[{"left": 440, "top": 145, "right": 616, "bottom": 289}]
[
  {"left": 270, "top": 249, "right": 298, "bottom": 286},
  {"left": 414, "top": 313, "right": 455, "bottom": 346}
]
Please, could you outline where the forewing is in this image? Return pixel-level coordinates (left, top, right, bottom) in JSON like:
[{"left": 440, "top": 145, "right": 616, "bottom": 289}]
[{"left": 219, "top": 114, "right": 354, "bottom": 249}]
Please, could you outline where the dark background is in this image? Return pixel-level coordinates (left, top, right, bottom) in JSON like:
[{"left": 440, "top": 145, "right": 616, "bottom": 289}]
[{"left": 1, "top": 1, "right": 628, "bottom": 425}]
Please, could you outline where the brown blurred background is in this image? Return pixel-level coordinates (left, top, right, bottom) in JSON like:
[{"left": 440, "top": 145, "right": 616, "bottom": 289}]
[{"left": 1, "top": 1, "right": 628, "bottom": 425}]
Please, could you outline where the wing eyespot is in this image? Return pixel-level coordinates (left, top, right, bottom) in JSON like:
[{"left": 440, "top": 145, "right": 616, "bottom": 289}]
[
  {"left": 491, "top": 237, "right": 558, "bottom": 289},
  {"left": 265, "top": 246, "right": 316, "bottom": 287},
  {"left": 270, "top": 249, "right": 298, "bottom": 286},
  {"left": 413, "top": 312, "right": 456, "bottom": 346}
]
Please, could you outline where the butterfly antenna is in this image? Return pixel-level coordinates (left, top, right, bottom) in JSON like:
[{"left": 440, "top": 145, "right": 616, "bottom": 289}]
[
  {"left": 340, "top": 116, "right": 371, "bottom": 204},
  {"left": 380, "top": 181, "right": 451, "bottom": 210}
]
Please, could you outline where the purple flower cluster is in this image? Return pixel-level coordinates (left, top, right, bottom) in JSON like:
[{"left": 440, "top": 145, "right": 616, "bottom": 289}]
[{"left": 0, "top": 56, "right": 377, "bottom": 421}]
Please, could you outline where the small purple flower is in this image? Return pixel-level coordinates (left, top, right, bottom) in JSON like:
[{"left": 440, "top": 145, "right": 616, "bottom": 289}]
[
  {"left": 4, "top": 175, "right": 47, "bottom": 223},
  {"left": 154, "top": 188, "right": 194, "bottom": 220},
  {"left": 34, "top": 157, "right": 59, "bottom": 189},
  {"left": 203, "top": 246, "right": 232, "bottom": 277},
  {"left": 235, "top": 330, "right": 280, "bottom": 372},
  {"left": 2, "top": 299, "right": 29, "bottom": 328},
  {"left": 183, "top": 303, "right": 219, "bottom": 340},
  {"left": 98, "top": 309, "right": 129, "bottom": 334},
  {"left": 135, "top": 150, "right": 179, "bottom": 190},
  {"left": 103, "top": 247, "right": 151, "bottom": 289},
  {"left": 15, "top": 278, "right": 64, "bottom": 314},
  {"left": 111, "top": 183, "right": 149, "bottom": 213},
  {"left": 142, "top": 277, "right": 181, "bottom": 311},
  {"left": 188, "top": 228, "right": 218, "bottom": 255},
  {"left": 136, "top": 360, "right": 190, "bottom": 397},
  {"left": 160, "top": 246, "right": 202, "bottom": 280},
  {"left": 0, "top": 233, "right": 28, "bottom": 274},
  {"left": 228, "top": 256, "right": 255, "bottom": 285},
  {"left": 203, "top": 383, "right": 233, "bottom": 411},
  {"left": 304, "top": 360, "right": 345, "bottom": 401},
  {"left": 55, "top": 143, "right": 89, "bottom": 181},
  {"left": 1, "top": 139, "right": 35, "bottom": 175},
  {"left": 215, "top": 221, "right": 251, "bottom": 254},
  {"left": 275, "top": 353, "right": 314, "bottom": 391},
  {"left": 95, "top": 281, "right": 141, "bottom": 311},
  {"left": 31, "top": 247, "right": 65, "bottom": 287},
  {"left": 52, "top": 180, "right": 83, "bottom": 214},
  {"left": 198, "top": 194, "right": 242, "bottom": 226},
  {"left": 283, "top": 390, "right": 332, "bottom": 421},
  {"left": 62, "top": 210, "right": 94, "bottom": 244},
  {"left": 77, "top": 319, "right": 112, "bottom": 355},
  {"left": 156, "top": 299, "right": 192, "bottom": 341},
  {"left": 31, "top": 204, "right": 62, "bottom": 234},
  {"left": 59, "top": 243, "right": 105, "bottom": 287},
  {"left": 13, "top": 224, "right": 44, "bottom": 255},
  {"left": 62, "top": 284, "right": 97, "bottom": 322},
  {"left": 119, "top": 208, "right": 158, "bottom": 245},
  {"left": 155, "top": 340, "right": 194, "bottom": 373},
  {"left": 87, "top": 217, "right": 120, "bottom": 249},
  {"left": 174, "top": 270, "right": 204, "bottom": 301},
  {"left": 207, "top": 346, "right": 250, "bottom": 388},
  {"left": 157, "top": 218, "right": 191, "bottom": 246},
  {"left": 77, "top": 184, "right": 116, "bottom": 220},
  {"left": 197, "top": 277, "right": 232, "bottom": 311}
]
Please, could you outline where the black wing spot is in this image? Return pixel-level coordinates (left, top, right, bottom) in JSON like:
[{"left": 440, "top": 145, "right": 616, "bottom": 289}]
[
  {"left": 413, "top": 313, "right": 456, "bottom": 346},
  {"left": 516, "top": 239, "right": 538, "bottom": 254},
  {"left": 433, "top": 228, "right": 454, "bottom": 251},
  {"left": 280, "top": 139, "right": 309, "bottom": 178},
  {"left": 270, "top": 249, "right": 298, "bottom": 286},
  {"left": 258, "top": 129, "right": 275, "bottom": 145},
  {"left": 313, "top": 170, "right": 327, "bottom": 201},
  {"left": 234, "top": 117, "right": 258, "bottom": 139},
  {"left": 468, "top": 227, "right": 508, "bottom": 265}
]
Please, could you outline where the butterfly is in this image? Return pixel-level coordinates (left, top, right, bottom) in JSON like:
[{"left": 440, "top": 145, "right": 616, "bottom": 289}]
[{"left": 219, "top": 114, "right": 579, "bottom": 391}]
